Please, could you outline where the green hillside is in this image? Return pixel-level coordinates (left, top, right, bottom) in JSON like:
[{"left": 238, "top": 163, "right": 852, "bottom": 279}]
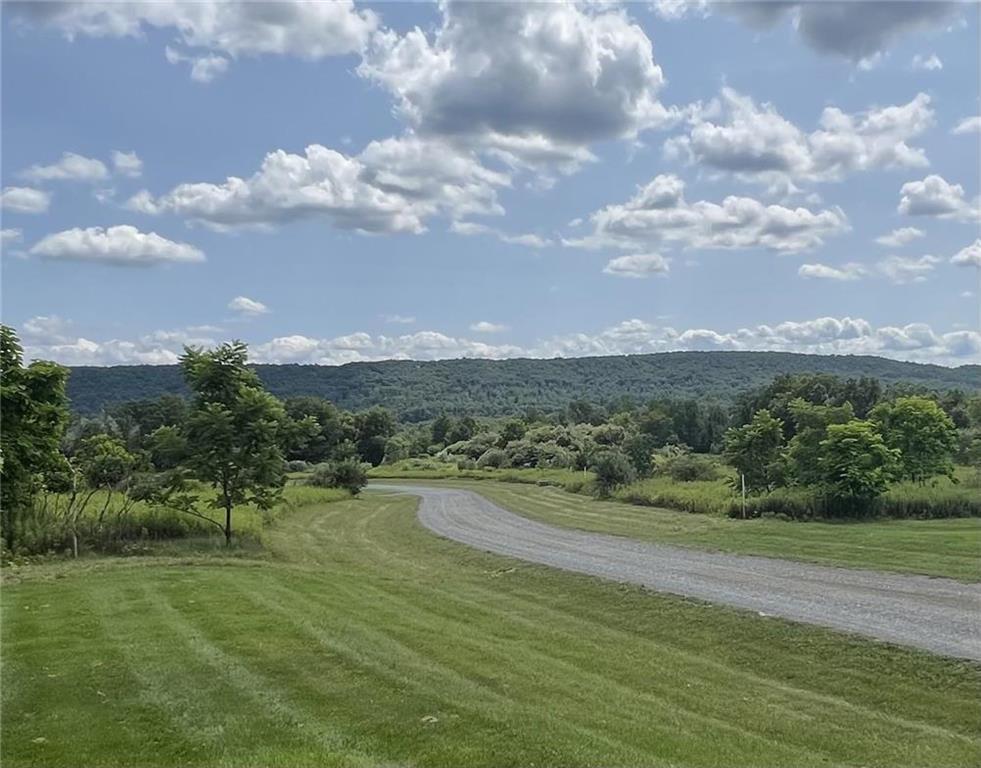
[{"left": 64, "top": 351, "right": 980, "bottom": 419}]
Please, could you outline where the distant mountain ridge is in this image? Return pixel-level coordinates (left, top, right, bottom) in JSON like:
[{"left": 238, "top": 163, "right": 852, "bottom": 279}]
[{"left": 65, "top": 351, "right": 980, "bottom": 419}]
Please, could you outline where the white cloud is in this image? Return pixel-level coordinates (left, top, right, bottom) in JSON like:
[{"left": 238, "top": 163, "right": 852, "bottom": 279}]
[
  {"left": 798, "top": 262, "right": 867, "bottom": 281},
  {"left": 111, "top": 150, "right": 143, "bottom": 178},
  {"left": 951, "top": 239, "right": 981, "bottom": 268},
  {"left": 1, "top": 186, "right": 51, "bottom": 214},
  {"left": 450, "top": 221, "right": 551, "bottom": 248},
  {"left": 876, "top": 254, "right": 941, "bottom": 284},
  {"left": 665, "top": 90, "right": 933, "bottom": 190},
  {"left": 130, "top": 136, "right": 508, "bottom": 233},
  {"left": 911, "top": 53, "right": 943, "bottom": 71},
  {"left": 16, "top": 1, "right": 377, "bottom": 76},
  {"left": 875, "top": 227, "right": 924, "bottom": 247},
  {"left": 604, "top": 252, "right": 671, "bottom": 278},
  {"left": 1, "top": 228, "right": 23, "bottom": 247},
  {"left": 898, "top": 174, "right": 980, "bottom": 221},
  {"left": 470, "top": 321, "right": 509, "bottom": 334},
  {"left": 21, "top": 315, "right": 74, "bottom": 345},
  {"left": 573, "top": 174, "right": 848, "bottom": 253},
  {"left": 228, "top": 296, "right": 269, "bottom": 316},
  {"left": 21, "top": 152, "right": 109, "bottom": 183},
  {"left": 359, "top": 2, "right": 678, "bottom": 173},
  {"left": 29, "top": 225, "right": 205, "bottom": 266},
  {"left": 20, "top": 314, "right": 980, "bottom": 368},
  {"left": 165, "top": 46, "right": 229, "bottom": 83},
  {"left": 952, "top": 116, "right": 981, "bottom": 135},
  {"left": 382, "top": 314, "right": 416, "bottom": 325}
]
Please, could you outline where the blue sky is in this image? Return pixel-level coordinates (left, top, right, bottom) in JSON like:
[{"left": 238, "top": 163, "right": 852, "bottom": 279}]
[{"left": 2, "top": 1, "right": 979, "bottom": 367}]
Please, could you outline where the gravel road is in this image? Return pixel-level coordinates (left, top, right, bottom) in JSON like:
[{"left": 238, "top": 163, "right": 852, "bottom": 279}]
[{"left": 375, "top": 484, "right": 981, "bottom": 661}]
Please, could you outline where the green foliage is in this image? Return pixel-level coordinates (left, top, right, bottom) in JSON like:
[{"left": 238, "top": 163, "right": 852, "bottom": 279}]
[
  {"left": 786, "top": 398, "right": 855, "bottom": 485},
  {"left": 0, "top": 326, "right": 70, "bottom": 550},
  {"left": 871, "top": 396, "right": 958, "bottom": 483},
  {"left": 307, "top": 459, "right": 369, "bottom": 495},
  {"left": 591, "top": 450, "right": 636, "bottom": 497},
  {"left": 179, "top": 342, "right": 287, "bottom": 544},
  {"left": 816, "top": 421, "right": 899, "bottom": 512},
  {"left": 722, "top": 409, "right": 785, "bottom": 492},
  {"left": 64, "top": 352, "right": 981, "bottom": 419}
]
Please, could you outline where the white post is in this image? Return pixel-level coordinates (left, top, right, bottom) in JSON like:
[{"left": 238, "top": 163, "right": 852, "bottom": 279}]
[{"left": 741, "top": 473, "right": 746, "bottom": 520}]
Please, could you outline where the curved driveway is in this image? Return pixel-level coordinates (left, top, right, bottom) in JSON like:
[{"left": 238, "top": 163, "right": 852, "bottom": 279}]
[{"left": 374, "top": 484, "right": 981, "bottom": 661}]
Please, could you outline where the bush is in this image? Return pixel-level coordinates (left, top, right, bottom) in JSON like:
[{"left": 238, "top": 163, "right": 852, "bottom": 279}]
[
  {"left": 476, "top": 448, "right": 507, "bottom": 468},
  {"left": 307, "top": 460, "right": 369, "bottom": 495},
  {"left": 663, "top": 453, "right": 720, "bottom": 482},
  {"left": 286, "top": 460, "right": 310, "bottom": 473},
  {"left": 591, "top": 450, "right": 636, "bottom": 497}
]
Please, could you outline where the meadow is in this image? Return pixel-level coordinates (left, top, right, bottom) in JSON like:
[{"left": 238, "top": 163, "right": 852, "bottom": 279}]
[{"left": 4, "top": 490, "right": 980, "bottom": 767}]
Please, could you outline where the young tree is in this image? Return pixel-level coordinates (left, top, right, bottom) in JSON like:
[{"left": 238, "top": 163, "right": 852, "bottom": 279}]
[
  {"left": 179, "top": 342, "right": 286, "bottom": 545},
  {"left": 817, "top": 420, "right": 899, "bottom": 515},
  {"left": 870, "top": 396, "right": 958, "bottom": 483},
  {"left": 0, "top": 326, "right": 70, "bottom": 550},
  {"left": 786, "top": 398, "right": 854, "bottom": 486},
  {"left": 722, "top": 409, "right": 785, "bottom": 492}
]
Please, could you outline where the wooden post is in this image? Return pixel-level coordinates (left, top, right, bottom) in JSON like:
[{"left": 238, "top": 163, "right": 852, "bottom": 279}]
[{"left": 741, "top": 473, "right": 747, "bottom": 520}]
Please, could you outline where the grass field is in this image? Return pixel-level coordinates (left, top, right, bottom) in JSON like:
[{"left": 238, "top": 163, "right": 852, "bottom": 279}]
[
  {"left": 4, "top": 490, "right": 980, "bottom": 767},
  {"left": 380, "top": 480, "right": 981, "bottom": 581}
]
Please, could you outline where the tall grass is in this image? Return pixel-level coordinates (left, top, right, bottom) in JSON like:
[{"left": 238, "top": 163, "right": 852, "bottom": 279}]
[
  {"left": 7, "top": 485, "right": 350, "bottom": 558},
  {"left": 370, "top": 459, "right": 593, "bottom": 492}
]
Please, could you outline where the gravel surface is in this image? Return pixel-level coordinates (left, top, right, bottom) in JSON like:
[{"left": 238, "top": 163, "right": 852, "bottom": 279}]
[{"left": 375, "top": 484, "right": 981, "bottom": 661}]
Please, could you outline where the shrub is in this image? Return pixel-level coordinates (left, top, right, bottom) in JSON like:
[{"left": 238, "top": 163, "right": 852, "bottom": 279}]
[
  {"left": 591, "top": 450, "right": 636, "bottom": 497},
  {"left": 476, "top": 448, "right": 507, "bottom": 468},
  {"left": 308, "top": 460, "right": 369, "bottom": 495},
  {"left": 663, "top": 453, "right": 720, "bottom": 482},
  {"left": 286, "top": 460, "right": 310, "bottom": 473}
]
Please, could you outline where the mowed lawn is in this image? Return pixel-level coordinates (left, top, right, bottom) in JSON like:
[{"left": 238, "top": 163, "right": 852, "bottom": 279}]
[
  {"left": 413, "top": 480, "right": 981, "bottom": 581},
  {"left": 3, "top": 492, "right": 980, "bottom": 767}
]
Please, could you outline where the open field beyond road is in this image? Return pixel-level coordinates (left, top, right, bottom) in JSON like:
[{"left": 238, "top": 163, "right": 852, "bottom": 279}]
[
  {"left": 388, "top": 479, "right": 981, "bottom": 581},
  {"left": 3, "top": 492, "right": 980, "bottom": 767}
]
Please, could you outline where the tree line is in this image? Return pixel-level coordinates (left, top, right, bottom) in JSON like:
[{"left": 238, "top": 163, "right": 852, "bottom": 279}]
[{"left": 3, "top": 327, "right": 979, "bottom": 555}]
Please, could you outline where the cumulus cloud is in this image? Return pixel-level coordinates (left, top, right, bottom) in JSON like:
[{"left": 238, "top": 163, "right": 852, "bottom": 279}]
[
  {"left": 665, "top": 89, "right": 933, "bottom": 190},
  {"left": 228, "top": 296, "right": 269, "bottom": 316},
  {"left": 470, "top": 321, "right": 508, "bottom": 334},
  {"left": 604, "top": 252, "right": 671, "bottom": 278},
  {"left": 359, "top": 2, "right": 678, "bottom": 173},
  {"left": 21, "top": 152, "right": 109, "bottom": 183},
  {"left": 875, "top": 227, "right": 924, "bottom": 247},
  {"left": 572, "top": 174, "right": 848, "bottom": 253},
  {"left": 876, "top": 254, "right": 941, "bottom": 284},
  {"left": 20, "top": 314, "right": 980, "bottom": 367},
  {"left": 952, "top": 116, "right": 981, "bottom": 135},
  {"left": 14, "top": 1, "right": 377, "bottom": 74},
  {"left": 29, "top": 225, "right": 205, "bottom": 266},
  {"left": 911, "top": 53, "right": 943, "bottom": 71},
  {"left": 798, "top": 262, "right": 867, "bottom": 281},
  {"left": 130, "top": 137, "right": 508, "bottom": 233},
  {"left": 111, "top": 150, "right": 143, "bottom": 178},
  {"left": 951, "top": 239, "right": 981, "bottom": 268},
  {"left": 717, "top": 1, "right": 960, "bottom": 63},
  {"left": 1, "top": 186, "right": 51, "bottom": 214},
  {"left": 898, "top": 174, "right": 980, "bottom": 221}
]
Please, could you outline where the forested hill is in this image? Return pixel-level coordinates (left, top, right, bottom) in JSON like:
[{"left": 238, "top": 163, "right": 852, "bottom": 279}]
[{"left": 65, "top": 351, "right": 980, "bottom": 419}]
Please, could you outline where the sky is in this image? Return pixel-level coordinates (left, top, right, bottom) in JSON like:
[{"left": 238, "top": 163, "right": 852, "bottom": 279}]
[{"left": 2, "top": 0, "right": 980, "bottom": 368}]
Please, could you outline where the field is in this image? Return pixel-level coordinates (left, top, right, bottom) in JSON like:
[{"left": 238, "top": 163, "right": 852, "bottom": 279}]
[{"left": 4, "top": 489, "right": 981, "bottom": 767}]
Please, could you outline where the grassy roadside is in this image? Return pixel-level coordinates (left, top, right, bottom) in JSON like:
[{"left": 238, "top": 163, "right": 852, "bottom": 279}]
[
  {"left": 378, "top": 479, "right": 981, "bottom": 581},
  {"left": 4, "top": 490, "right": 980, "bottom": 767}
]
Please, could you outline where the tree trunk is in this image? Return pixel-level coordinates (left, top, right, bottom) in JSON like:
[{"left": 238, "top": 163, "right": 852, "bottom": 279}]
[{"left": 224, "top": 499, "right": 233, "bottom": 547}]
